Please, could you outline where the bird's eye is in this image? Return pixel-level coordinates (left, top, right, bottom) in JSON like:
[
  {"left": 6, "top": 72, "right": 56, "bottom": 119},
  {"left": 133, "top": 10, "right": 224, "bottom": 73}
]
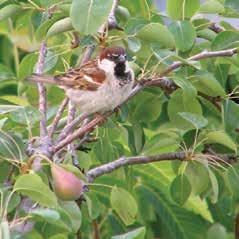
[{"left": 110, "top": 54, "right": 118, "bottom": 60}]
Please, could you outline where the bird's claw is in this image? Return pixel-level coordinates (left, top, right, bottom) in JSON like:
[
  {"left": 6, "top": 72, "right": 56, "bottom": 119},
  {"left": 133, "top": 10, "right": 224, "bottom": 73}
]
[{"left": 95, "top": 112, "right": 107, "bottom": 125}]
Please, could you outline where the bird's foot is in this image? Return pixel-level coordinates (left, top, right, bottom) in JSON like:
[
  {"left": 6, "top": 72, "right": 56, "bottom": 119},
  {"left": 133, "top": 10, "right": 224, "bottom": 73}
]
[
  {"left": 94, "top": 112, "right": 107, "bottom": 125},
  {"left": 114, "top": 106, "right": 121, "bottom": 117},
  {"left": 76, "top": 145, "right": 91, "bottom": 153}
]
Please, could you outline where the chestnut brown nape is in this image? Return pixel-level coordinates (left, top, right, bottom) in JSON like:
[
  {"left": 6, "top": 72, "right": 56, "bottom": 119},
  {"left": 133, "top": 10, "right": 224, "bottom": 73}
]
[{"left": 100, "top": 46, "right": 126, "bottom": 61}]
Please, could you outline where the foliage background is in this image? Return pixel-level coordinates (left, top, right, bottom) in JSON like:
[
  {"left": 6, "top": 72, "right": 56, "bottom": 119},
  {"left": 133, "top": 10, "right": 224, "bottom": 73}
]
[{"left": 1, "top": 0, "right": 239, "bottom": 238}]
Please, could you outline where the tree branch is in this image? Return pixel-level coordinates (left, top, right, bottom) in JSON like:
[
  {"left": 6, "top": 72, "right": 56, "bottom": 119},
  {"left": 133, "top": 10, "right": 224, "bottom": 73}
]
[
  {"left": 86, "top": 152, "right": 187, "bottom": 182},
  {"left": 35, "top": 41, "right": 47, "bottom": 138},
  {"left": 86, "top": 151, "right": 238, "bottom": 182}
]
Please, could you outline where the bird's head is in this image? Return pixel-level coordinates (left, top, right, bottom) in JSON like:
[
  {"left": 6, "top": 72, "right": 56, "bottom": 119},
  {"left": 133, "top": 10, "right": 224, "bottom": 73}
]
[
  {"left": 100, "top": 46, "right": 126, "bottom": 64},
  {"left": 99, "top": 46, "right": 128, "bottom": 78}
]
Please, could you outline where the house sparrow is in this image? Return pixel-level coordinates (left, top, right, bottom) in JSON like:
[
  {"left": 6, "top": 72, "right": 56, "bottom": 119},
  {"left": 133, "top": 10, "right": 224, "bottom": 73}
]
[{"left": 26, "top": 46, "right": 134, "bottom": 114}]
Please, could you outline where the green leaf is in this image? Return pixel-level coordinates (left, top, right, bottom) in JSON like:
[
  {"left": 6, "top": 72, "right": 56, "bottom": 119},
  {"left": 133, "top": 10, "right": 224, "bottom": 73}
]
[
  {"left": 167, "top": 0, "right": 200, "bottom": 20},
  {"left": 173, "top": 77, "right": 197, "bottom": 102},
  {"left": 18, "top": 53, "right": 38, "bottom": 80},
  {"left": 199, "top": 0, "right": 225, "bottom": 14},
  {"left": 0, "top": 131, "right": 25, "bottom": 160},
  {"left": 225, "top": 0, "right": 239, "bottom": 11},
  {"left": 151, "top": 47, "right": 175, "bottom": 65},
  {"left": 42, "top": 51, "right": 59, "bottom": 73},
  {"left": 197, "top": 29, "right": 217, "bottom": 41},
  {"left": 0, "top": 105, "right": 23, "bottom": 114},
  {"left": 143, "top": 133, "right": 180, "bottom": 155},
  {"left": 215, "top": 64, "right": 230, "bottom": 88},
  {"left": 191, "top": 72, "right": 226, "bottom": 97},
  {"left": 178, "top": 112, "right": 208, "bottom": 129},
  {"left": 30, "top": 208, "right": 60, "bottom": 223},
  {"left": 0, "top": 118, "right": 7, "bottom": 129},
  {"left": 185, "top": 162, "right": 210, "bottom": 194},
  {"left": 49, "top": 235, "right": 68, "bottom": 239},
  {"left": 127, "top": 37, "right": 141, "bottom": 53},
  {"left": 0, "top": 64, "right": 15, "bottom": 81},
  {"left": 223, "top": 99, "right": 239, "bottom": 139},
  {"left": 110, "top": 186, "right": 138, "bottom": 226},
  {"left": 35, "top": 15, "right": 63, "bottom": 41},
  {"left": 31, "top": 206, "right": 72, "bottom": 232},
  {"left": 137, "top": 23, "right": 175, "bottom": 48},
  {"left": 136, "top": 184, "right": 208, "bottom": 239},
  {"left": 168, "top": 89, "right": 203, "bottom": 129},
  {"left": 0, "top": 95, "right": 28, "bottom": 106},
  {"left": 5, "top": 192, "right": 21, "bottom": 213},
  {"left": 85, "top": 192, "right": 101, "bottom": 220},
  {"left": 70, "top": 0, "right": 113, "bottom": 34},
  {"left": 46, "top": 18, "right": 73, "bottom": 39},
  {"left": 208, "top": 169, "right": 219, "bottom": 203},
  {"left": 92, "top": 130, "right": 117, "bottom": 163},
  {"left": 112, "top": 227, "right": 146, "bottom": 239},
  {"left": 116, "top": 5, "right": 131, "bottom": 21},
  {"left": 40, "top": 0, "right": 60, "bottom": 7},
  {"left": 14, "top": 174, "right": 57, "bottom": 208},
  {"left": 169, "top": 21, "right": 196, "bottom": 52},
  {"left": 0, "top": 4, "right": 21, "bottom": 21},
  {"left": 207, "top": 223, "right": 227, "bottom": 239},
  {"left": 170, "top": 174, "right": 192, "bottom": 205},
  {"left": 10, "top": 106, "right": 40, "bottom": 125},
  {"left": 125, "top": 124, "right": 145, "bottom": 155},
  {"left": 211, "top": 31, "right": 239, "bottom": 50},
  {"left": 125, "top": 18, "right": 148, "bottom": 35},
  {"left": 132, "top": 91, "right": 166, "bottom": 122},
  {"left": 226, "top": 163, "right": 239, "bottom": 199},
  {"left": 59, "top": 201, "right": 82, "bottom": 233},
  {"left": 205, "top": 131, "right": 237, "bottom": 152}
]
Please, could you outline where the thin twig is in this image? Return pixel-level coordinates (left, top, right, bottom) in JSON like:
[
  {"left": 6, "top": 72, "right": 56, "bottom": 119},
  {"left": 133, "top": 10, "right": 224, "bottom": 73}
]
[
  {"left": 209, "top": 23, "right": 224, "bottom": 33},
  {"left": 57, "top": 112, "right": 89, "bottom": 143},
  {"left": 67, "top": 101, "right": 78, "bottom": 165},
  {"left": 48, "top": 98, "right": 69, "bottom": 137},
  {"left": 98, "top": 0, "right": 120, "bottom": 34},
  {"left": 78, "top": 45, "right": 96, "bottom": 67},
  {"left": 35, "top": 41, "right": 48, "bottom": 138},
  {"left": 146, "top": 48, "right": 238, "bottom": 87},
  {"left": 54, "top": 114, "right": 106, "bottom": 153},
  {"left": 198, "top": 92, "right": 221, "bottom": 111},
  {"left": 92, "top": 220, "right": 100, "bottom": 239},
  {"left": 67, "top": 101, "right": 76, "bottom": 134}
]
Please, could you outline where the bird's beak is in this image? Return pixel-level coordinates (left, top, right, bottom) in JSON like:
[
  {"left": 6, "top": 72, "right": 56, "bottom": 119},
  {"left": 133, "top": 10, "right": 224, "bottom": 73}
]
[{"left": 118, "top": 55, "right": 126, "bottom": 63}]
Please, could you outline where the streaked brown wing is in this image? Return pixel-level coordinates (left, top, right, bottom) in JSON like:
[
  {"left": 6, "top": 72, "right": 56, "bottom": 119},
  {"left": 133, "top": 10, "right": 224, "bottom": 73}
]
[{"left": 56, "top": 59, "right": 106, "bottom": 91}]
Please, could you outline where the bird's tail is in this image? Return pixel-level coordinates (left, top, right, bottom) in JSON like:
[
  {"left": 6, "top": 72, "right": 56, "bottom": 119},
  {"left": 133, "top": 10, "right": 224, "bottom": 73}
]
[{"left": 26, "top": 74, "right": 59, "bottom": 85}]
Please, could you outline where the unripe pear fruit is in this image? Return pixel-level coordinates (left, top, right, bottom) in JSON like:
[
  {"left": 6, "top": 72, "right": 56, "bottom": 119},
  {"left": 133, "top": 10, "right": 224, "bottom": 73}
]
[{"left": 51, "top": 163, "right": 84, "bottom": 201}]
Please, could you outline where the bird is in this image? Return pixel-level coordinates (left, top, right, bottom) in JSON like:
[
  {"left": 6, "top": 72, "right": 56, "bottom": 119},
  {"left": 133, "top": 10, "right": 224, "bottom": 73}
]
[{"left": 26, "top": 46, "right": 134, "bottom": 114}]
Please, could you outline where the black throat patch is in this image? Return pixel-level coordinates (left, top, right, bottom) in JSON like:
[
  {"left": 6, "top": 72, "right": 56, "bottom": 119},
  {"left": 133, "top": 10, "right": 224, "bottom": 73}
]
[
  {"left": 114, "top": 62, "right": 132, "bottom": 87},
  {"left": 114, "top": 62, "right": 126, "bottom": 78}
]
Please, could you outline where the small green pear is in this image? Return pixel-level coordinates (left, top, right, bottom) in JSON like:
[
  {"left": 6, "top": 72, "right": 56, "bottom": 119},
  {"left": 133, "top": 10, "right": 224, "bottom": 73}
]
[{"left": 51, "top": 163, "right": 84, "bottom": 201}]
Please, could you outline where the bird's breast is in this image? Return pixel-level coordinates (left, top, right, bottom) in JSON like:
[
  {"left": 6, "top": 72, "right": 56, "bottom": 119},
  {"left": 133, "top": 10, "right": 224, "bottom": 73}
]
[{"left": 65, "top": 73, "right": 133, "bottom": 114}]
